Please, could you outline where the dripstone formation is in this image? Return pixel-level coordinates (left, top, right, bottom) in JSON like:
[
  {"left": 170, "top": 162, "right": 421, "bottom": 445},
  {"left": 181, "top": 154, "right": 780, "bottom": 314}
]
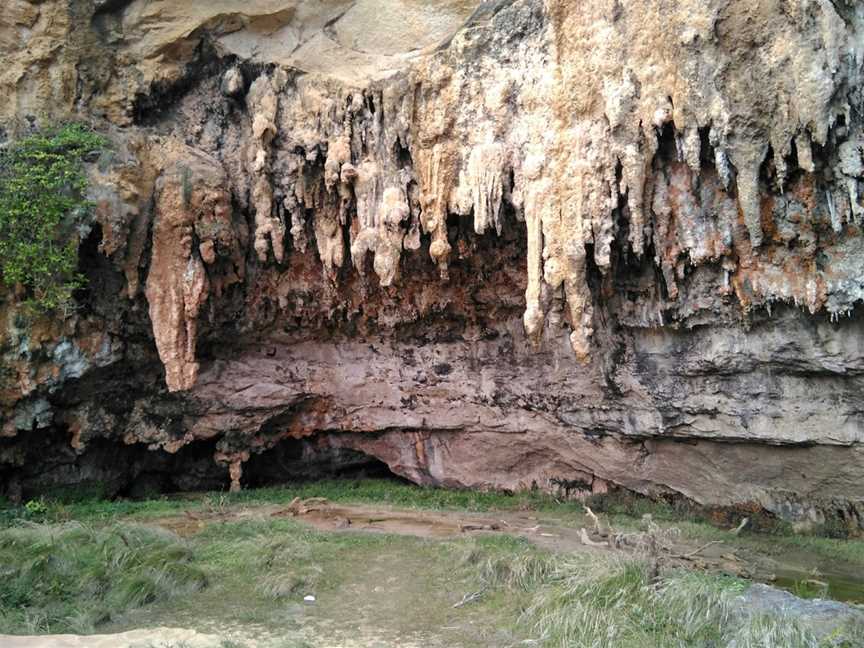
[{"left": 1, "top": 0, "right": 863, "bottom": 530}]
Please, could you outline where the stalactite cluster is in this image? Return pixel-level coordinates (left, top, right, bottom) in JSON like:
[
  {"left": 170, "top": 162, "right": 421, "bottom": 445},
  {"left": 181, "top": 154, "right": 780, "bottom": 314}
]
[{"left": 132, "top": 0, "right": 864, "bottom": 385}]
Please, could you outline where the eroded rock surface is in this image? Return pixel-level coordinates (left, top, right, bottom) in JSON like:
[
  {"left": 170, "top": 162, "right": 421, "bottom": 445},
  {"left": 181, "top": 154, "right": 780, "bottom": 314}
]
[
  {"left": 1, "top": 0, "right": 863, "bottom": 530},
  {"left": 735, "top": 584, "right": 864, "bottom": 644}
]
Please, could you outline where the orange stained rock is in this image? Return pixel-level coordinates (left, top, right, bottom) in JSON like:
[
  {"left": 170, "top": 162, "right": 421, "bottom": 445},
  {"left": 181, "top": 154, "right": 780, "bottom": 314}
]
[{"left": 145, "top": 152, "right": 233, "bottom": 392}]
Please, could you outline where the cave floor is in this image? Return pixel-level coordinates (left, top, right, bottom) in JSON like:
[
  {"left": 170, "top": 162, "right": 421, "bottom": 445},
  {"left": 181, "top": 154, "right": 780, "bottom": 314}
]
[{"left": 2, "top": 482, "right": 863, "bottom": 647}]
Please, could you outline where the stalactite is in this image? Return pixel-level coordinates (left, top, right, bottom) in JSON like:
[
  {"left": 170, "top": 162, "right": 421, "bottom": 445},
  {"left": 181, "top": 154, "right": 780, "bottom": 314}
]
[
  {"left": 145, "top": 151, "right": 237, "bottom": 392},
  {"left": 247, "top": 73, "right": 286, "bottom": 263}
]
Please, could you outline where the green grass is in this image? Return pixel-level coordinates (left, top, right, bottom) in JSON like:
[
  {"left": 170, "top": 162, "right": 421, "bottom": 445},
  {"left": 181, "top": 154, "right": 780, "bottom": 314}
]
[
  {"left": 101, "top": 519, "right": 523, "bottom": 647},
  {"left": 0, "top": 479, "right": 571, "bottom": 525},
  {"left": 4, "top": 479, "right": 863, "bottom": 570},
  {"left": 0, "top": 522, "right": 206, "bottom": 633},
  {"left": 0, "top": 516, "right": 412, "bottom": 636},
  {"left": 2, "top": 488, "right": 863, "bottom": 646},
  {"left": 223, "top": 478, "right": 563, "bottom": 513},
  {"left": 744, "top": 531, "right": 864, "bottom": 565},
  {"left": 468, "top": 548, "right": 864, "bottom": 648},
  {"left": 588, "top": 498, "right": 864, "bottom": 570}
]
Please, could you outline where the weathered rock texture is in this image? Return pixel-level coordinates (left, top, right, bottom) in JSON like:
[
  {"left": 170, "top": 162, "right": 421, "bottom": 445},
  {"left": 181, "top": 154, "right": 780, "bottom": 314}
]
[{"left": 1, "top": 0, "right": 863, "bottom": 530}]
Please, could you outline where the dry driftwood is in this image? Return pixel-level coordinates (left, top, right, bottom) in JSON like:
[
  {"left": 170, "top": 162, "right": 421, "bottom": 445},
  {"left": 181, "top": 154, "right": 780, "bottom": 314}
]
[
  {"left": 273, "top": 496, "right": 330, "bottom": 517},
  {"left": 579, "top": 527, "right": 608, "bottom": 548},
  {"left": 460, "top": 523, "right": 502, "bottom": 532},
  {"left": 732, "top": 517, "right": 749, "bottom": 535}
]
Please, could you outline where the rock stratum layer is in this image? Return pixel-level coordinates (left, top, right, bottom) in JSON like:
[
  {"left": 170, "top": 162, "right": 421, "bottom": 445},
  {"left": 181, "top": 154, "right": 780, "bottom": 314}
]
[{"left": 1, "top": 0, "right": 864, "bottom": 530}]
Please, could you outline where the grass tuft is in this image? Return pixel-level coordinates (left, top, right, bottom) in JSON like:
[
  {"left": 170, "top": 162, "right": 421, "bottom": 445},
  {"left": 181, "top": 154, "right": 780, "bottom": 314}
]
[
  {"left": 464, "top": 544, "right": 863, "bottom": 648},
  {"left": 0, "top": 522, "right": 206, "bottom": 634}
]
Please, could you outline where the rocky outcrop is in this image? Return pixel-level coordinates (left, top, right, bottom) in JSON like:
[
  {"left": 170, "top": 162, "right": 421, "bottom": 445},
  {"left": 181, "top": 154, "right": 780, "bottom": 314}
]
[
  {"left": 735, "top": 584, "right": 864, "bottom": 644},
  {"left": 1, "top": 0, "right": 863, "bottom": 531}
]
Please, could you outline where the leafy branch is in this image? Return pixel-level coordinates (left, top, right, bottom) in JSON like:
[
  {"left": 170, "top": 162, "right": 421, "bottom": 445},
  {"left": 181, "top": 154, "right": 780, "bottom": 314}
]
[{"left": 0, "top": 124, "right": 107, "bottom": 314}]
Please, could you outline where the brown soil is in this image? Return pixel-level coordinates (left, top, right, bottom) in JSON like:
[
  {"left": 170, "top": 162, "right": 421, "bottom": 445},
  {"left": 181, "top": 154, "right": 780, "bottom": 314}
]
[{"left": 153, "top": 500, "right": 747, "bottom": 574}]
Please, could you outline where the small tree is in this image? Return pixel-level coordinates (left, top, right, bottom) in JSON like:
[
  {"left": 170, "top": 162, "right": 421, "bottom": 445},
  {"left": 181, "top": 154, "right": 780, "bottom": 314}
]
[{"left": 0, "top": 124, "right": 106, "bottom": 314}]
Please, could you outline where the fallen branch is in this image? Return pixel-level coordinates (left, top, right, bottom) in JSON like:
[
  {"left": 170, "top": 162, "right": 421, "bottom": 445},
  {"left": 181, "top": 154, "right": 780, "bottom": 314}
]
[
  {"left": 578, "top": 527, "right": 608, "bottom": 548},
  {"left": 453, "top": 589, "right": 485, "bottom": 608},
  {"left": 583, "top": 505, "right": 607, "bottom": 536},
  {"left": 274, "top": 496, "right": 330, "bottom": 517},
  {"left": 460, "top": 523, "right": 501, "bottom": 532},
  {"left": 672, "top": 540, "right": 724, "bottom": 560}
]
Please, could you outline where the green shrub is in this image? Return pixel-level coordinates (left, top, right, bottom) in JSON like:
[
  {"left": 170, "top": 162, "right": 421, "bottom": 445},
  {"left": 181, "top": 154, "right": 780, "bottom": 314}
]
[
  {"left": 0, "top": 124, "right": 106, "bottom": 314},
  {"left": 24, "top": 498, "right": 49, "bottom": 518}
]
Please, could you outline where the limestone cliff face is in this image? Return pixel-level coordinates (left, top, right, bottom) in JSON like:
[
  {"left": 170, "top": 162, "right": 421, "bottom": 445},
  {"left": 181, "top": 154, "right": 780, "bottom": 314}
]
[{"left": 1, "top": 0, "right": 863, "bottom": 530}]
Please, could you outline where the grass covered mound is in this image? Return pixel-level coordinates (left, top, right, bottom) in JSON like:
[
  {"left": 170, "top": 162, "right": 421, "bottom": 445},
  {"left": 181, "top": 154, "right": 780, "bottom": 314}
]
[{"left": 0, "top": 522, "right": 206, "bottom": 633}]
